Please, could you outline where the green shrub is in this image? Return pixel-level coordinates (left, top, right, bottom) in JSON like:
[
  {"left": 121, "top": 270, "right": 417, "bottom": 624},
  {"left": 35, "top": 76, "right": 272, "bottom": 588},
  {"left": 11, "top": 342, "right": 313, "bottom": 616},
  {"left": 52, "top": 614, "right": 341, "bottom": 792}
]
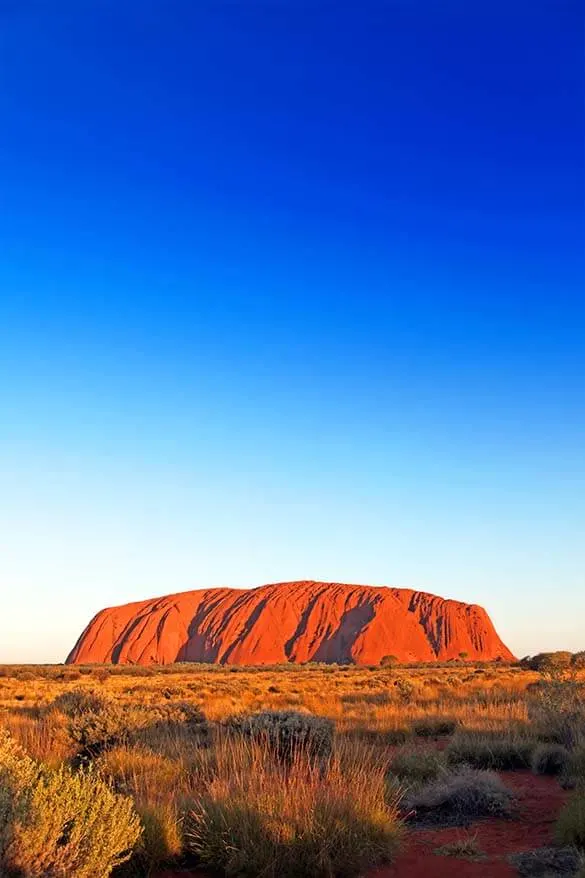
[
  {"left": 94, "top": 668, "right": 111, "bottom": 684},
  {"left": 555, "top": 791, "right": 585, "bottom": 849},
  {"left": 0, "top": 730, "right": 141, "bottom": 877},
  {"left": 528, "top": 652, "right": 574, "bottom": 675},
  {"left": 68, "top": 704, "right": 127, "bottom": 756},
  {"left": 528, "top": 680, "right": 585, "bottom": 748},
  {"left": 531, "top": 743, "right": 570, "bottom": 776},
  {"left": 133, "top": 700, "right": 206, "bottom": 729},
  {"left": 51, "top": 687, "right": 127, "bottom": 756},
  {"left": 447, "top": 732, "right": 533, "bottom": 770},
  {"left": 393, "top": 679, "right": 416, "bottom": 703},
  {"left": 563, "top": 745, "right": 585, "bottom": 790},
  {"left": 225, "top": 710, "right": 334, "bottom": 764},
  {"left": 412, "top": 717, "right": 457, "bottom": 738},
  {"left": 56, "top": 668, "right": 82, "bottom": 682},
  {"left": 390, "top": 747, "right": 447, "bottom": 785},
  {"left": 405, "top": 767, "right": 514, "bottom": 823},
  {"left": 52, "top": 688, "right": 112, "bottom": 717},
  {"left": 55, "top": 690, "right": 209, "bottom": 758},
  {"left": 509, "top": 846, "right": 584, "bottom": 877},
  {"left": 380, "top": 655, "right": 398, "bottom": 668},
  {"left": 126, "top": 700, "right": 209, "bottom": 748}
]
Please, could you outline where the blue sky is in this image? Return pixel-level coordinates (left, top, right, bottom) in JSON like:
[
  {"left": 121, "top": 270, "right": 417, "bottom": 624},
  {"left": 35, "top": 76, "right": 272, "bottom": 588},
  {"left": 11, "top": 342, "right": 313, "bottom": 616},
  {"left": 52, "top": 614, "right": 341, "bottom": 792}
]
[{"left": 1, "top": 1, "right": 583, "bottom": 662}]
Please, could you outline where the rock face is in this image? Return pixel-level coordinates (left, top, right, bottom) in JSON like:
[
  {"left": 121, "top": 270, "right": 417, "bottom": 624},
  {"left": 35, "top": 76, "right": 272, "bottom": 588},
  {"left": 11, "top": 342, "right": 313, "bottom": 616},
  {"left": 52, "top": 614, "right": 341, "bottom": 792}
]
[{"left": 66, "top": 581, "right": 514, "bottom": 665}]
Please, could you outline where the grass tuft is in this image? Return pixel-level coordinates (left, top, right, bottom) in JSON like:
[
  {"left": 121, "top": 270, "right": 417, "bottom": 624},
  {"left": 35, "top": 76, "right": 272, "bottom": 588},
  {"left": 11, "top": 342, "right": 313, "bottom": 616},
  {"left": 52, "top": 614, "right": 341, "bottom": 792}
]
[
  {"left": 435, "top": 832, "right": 483, "bottom": 859},
  {"left": 187, "top": 734, "right": 403, "bottom": 878},
  {"left": 447, "top": 731, "right": 533, "bottom": 770},
  {"left": 531, "top": 743, "right": 570, "bottom": 776},
  {"left": 556, "top": 792, "right": 585, "bottom": 850}
]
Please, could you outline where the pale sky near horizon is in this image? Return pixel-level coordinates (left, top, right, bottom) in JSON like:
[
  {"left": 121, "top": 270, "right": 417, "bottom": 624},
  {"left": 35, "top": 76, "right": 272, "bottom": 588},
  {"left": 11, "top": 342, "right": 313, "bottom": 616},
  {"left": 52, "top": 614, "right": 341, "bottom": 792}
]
[{"left": 1, "top": 1, "right": 583, "bottom": 663}]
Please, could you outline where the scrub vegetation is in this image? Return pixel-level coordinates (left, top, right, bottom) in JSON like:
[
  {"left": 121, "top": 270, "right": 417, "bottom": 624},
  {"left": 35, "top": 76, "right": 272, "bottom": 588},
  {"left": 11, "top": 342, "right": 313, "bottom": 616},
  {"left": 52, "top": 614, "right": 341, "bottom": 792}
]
[{"left": 0, "top": 653, "right": 583, "bottom": 877}]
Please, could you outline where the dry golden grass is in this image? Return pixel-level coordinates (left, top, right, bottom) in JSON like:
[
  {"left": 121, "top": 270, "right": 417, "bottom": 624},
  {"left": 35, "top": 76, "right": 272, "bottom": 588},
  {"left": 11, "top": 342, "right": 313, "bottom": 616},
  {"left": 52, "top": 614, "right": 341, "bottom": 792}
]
[
  {"left": 0, "top": 710, "right": 75, "bottom": 766},
  {"left": 187, "top": 732, "right": 403, "bottom": 878},
  {"left": 0, "top": 661, "right": 583, "bottom": 876}
]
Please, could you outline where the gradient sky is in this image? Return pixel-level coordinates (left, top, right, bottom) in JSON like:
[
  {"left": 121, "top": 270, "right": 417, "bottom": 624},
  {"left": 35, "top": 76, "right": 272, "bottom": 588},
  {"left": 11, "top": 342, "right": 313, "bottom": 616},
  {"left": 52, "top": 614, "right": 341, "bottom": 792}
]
[{"left": 1, "top": 1, "right": 583, "bottom": 663}]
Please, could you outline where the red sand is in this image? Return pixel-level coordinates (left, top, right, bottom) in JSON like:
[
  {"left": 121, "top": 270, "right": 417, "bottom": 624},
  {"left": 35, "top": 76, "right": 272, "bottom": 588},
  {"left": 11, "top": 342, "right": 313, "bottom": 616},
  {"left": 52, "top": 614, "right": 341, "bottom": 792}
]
[
  {"left": 66, "top": 580, "right": 514, "bottom": 665},
  {"left": 371, "top": 772, "right": 568, "bottom": 878}
]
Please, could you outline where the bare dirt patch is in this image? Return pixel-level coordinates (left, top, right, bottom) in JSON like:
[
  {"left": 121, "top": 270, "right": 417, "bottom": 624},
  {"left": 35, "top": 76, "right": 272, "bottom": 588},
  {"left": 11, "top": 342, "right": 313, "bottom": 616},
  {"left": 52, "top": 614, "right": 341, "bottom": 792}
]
[{"left": 370, "top": 772, "right": 568, "bottom": 878}]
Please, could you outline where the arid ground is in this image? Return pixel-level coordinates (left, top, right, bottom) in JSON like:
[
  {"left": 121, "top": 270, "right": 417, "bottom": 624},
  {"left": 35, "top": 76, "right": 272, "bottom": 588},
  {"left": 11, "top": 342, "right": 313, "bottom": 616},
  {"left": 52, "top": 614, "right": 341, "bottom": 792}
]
[{"left": 0, "top": 658, "right": 584, "bottom": 877}]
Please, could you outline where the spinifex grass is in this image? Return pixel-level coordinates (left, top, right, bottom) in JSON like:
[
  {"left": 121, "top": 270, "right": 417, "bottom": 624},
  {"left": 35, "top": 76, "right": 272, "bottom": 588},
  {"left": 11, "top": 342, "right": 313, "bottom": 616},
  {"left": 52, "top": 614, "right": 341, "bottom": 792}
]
[{"left": 187, "top": 732, "right": 403, "bottom": 878}]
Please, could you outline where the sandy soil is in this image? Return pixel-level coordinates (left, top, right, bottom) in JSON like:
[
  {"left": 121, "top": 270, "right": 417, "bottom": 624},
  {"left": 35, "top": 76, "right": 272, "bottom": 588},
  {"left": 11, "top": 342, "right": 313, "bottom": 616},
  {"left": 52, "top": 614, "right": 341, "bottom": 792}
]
[{"left": 371, "top": 772, "right": 568, "bottom": 878}]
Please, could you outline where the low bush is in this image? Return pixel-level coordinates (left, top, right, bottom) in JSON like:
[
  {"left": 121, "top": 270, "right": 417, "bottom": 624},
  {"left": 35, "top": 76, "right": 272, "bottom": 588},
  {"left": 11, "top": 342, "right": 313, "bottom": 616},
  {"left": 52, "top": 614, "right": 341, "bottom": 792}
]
[
  {"left": 51, "top": 688, "right": 126, "bottom": 757},
  {"left": 393, "top": 679, "right": 416, "bottom": 703},
  {"left": 128, "top": 700, "right": 209, "bottom": 749},
  {"left": 509, "top": 846, "right": 584, "bottom": 877},
  {"left": 187, "top": 735, "right": 402, "bottom": 878},
  {"left": 528, "top": 680, "right": 585, "bottom": 749},
  {"left": 526, "top": 652, "right": 574, "bottom": 674},
  {"left": 412, "top": 717, "right": 457, "bottom": 738},
  {"left": 562, "top": 745, "right": 585, "bottom": 790},
  {"left": 52, "top": 688, "right": 112, "bottom": 717},
  {"left": 447, "top": 732, "right": 533, "bottom": 770},
  {"left": 225, "top": 710, "right": 334, "bottom": 764},
  {"left": 556, "top": 792, "right": 585, "bottom": 849},
  {"left": 134, "top": 700, "right": 207, "bottom": 730},
  {"left": 382, "top": 727, "right": 410, "bottom": 746},
  {"left": 94, "top": 668, "right": 111, "bottom": 684},
  {"left": 57, "top": 668, "right": 82, "bottom": 682},
  {"left": 68, "top": 704, "right": 127, "bottom": 757},
  {"left": 531, "top": 743, "right": 570, "bottom": 776},
  {"left": 380, "top": 655, "right": 399, "bottom": 668},
  {"left": 0, "top": 730, "right": 141, "bottom": 877},
  {"left": 405, "top": 767, "right": 514, "bottom": 824},
  {"left": 55, "top": 689, "right": 208, "bottom": 759},
  {"left": 390, "top": 746, "right": 447, "bottom": 785}
]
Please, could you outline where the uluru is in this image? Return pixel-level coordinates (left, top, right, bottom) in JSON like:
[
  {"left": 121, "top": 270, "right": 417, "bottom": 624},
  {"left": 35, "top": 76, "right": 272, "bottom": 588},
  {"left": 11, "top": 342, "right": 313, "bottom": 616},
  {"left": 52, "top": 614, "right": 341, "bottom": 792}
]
[{"left": 66, "top": 581, "right": 514, "bottom": 665}]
